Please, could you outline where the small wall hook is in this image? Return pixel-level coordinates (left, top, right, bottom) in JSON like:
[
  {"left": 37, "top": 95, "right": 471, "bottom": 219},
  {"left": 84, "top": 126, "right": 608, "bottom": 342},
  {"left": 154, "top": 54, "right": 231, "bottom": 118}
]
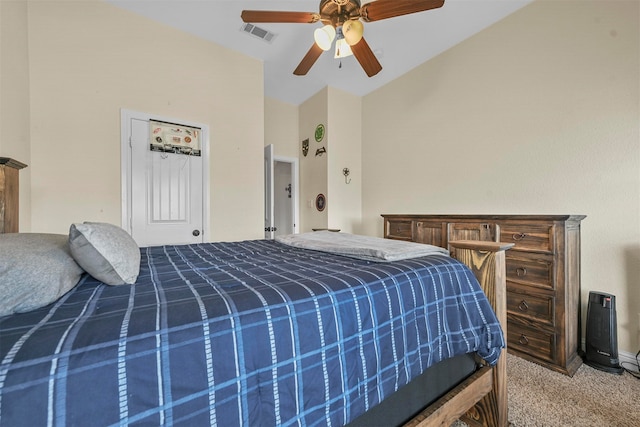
[{"left": 343, "top": 168, "right": 351, "bottom": 184}]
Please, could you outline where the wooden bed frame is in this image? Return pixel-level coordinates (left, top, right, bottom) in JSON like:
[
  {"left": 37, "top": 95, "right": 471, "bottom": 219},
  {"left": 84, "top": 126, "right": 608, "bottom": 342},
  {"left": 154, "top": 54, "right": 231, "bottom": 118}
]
[
  {"left": 405, "top": 240, "right": 513, "bottom": 427},
  {"left": 0, "top": 158, "right": 511, "bottom": 427}
]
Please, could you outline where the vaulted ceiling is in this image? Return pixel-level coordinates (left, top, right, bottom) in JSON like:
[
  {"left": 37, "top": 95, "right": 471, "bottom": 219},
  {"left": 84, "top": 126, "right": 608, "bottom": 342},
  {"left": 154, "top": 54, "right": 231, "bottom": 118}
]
[{"left": 107, "top": 0, "right": 533, "bottom": 105}]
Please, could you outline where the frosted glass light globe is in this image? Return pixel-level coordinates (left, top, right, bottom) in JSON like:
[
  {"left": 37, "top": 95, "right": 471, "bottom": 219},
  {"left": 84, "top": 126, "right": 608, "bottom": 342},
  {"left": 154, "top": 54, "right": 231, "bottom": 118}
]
[
  {"left": 314, "top": 25, "right": 336, "bottom": 51},
  {"left": 342, "top": 20, "right": 363, "bottom": 46}
]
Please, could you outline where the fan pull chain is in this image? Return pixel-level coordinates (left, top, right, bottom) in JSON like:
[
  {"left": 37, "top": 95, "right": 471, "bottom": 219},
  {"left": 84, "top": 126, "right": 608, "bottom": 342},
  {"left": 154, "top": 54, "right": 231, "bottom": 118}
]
[{"left": 339, "top": 59, "right": 342, "bottom": 69}]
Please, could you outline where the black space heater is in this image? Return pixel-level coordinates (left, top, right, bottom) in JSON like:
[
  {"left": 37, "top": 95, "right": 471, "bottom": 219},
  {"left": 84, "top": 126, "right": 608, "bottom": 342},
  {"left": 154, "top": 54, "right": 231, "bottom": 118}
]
[{"left": 584, "top": 291, "right": 624, "bottom": 374}]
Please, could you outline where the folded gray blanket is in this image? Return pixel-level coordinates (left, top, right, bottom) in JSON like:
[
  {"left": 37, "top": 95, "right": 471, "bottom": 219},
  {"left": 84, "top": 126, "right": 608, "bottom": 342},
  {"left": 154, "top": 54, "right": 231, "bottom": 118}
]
[{"left": 275, "top": 231, "right": 449, "bottom": 262}]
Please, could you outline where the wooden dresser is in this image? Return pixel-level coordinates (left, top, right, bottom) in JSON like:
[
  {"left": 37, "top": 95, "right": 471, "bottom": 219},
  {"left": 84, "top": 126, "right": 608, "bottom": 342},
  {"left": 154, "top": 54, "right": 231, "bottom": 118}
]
[
  {"left": 382, "top": 214, "right": 586, "bottom": 376},
  {"left": 0, "top": 158, "right": 28, "bottom": 233}
]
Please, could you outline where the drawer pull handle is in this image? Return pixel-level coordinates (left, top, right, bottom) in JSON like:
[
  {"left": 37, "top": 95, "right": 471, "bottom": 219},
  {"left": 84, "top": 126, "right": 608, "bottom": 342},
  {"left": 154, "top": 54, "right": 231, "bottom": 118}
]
[
  {"left": 518, "top": 300, "right": 529, "bottom": 311},
  {"left": 516, "top": 267, "right": 527, "bottom": 277},
  {"left": 519, "top": 335, "right": 530, "bottom": 346},
  {"left": 512, "top": 233, "right": 528, "bottom": 241}
]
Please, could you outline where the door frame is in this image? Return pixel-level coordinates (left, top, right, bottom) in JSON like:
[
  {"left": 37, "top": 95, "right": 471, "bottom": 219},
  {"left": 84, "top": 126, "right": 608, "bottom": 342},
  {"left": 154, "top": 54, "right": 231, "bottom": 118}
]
[
  {"left": 264, "top": 145, "right": 274, "bottom": 239},
  {"left": 120, "top": 108, "right": 210, "bottom": 241}
]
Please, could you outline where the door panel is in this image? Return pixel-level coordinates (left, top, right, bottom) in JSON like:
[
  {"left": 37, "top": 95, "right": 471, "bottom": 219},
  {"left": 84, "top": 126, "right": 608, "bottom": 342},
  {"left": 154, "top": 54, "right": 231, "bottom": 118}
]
[{"left": 130, "top": 118, "right": 204, "bottom": 246}]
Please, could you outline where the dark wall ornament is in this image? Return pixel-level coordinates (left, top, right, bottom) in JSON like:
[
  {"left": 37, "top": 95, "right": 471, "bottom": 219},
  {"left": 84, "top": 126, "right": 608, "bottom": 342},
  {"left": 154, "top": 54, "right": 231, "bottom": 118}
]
[
  {"left": 315, "top": 194, "right": 326, "bottom": 212},
  {"left": 302, "top": 138, "right": 309, "bottom": 156}
]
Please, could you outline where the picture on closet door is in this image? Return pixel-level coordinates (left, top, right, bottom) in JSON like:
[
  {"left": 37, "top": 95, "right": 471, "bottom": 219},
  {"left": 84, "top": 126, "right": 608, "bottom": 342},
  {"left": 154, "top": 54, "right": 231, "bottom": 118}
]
[{"left": 149, "top": 119, "right": 201, "bottom": 156}]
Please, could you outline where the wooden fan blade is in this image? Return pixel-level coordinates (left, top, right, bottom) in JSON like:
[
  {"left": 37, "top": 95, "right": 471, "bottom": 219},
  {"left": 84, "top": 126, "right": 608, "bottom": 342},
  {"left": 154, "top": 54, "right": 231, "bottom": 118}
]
[
  {"left": 241, "top": 10, "right": 319, "bottom": 24},
  {"left": 293, "top": 43, "right": 324, "bottom": 76},
  {"left": 360, "top": 0, "right": 445, "bottom": 22},
  {"left": 350, "top": 38, "right": 382, "bottom": 77}
]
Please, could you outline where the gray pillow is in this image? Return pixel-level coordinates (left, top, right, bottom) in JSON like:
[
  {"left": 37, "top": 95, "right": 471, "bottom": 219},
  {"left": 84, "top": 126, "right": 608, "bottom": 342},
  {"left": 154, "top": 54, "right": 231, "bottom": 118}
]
[
  {"left": 69, "top": 222, "right": 140, "bottom": 286},
  {"left": 0, "top": 233, "right": 83, "bottom": 317}
]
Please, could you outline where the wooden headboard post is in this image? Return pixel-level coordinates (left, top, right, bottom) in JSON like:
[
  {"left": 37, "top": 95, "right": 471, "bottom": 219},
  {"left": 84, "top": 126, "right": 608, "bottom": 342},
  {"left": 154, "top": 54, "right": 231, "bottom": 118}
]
[
  {"left": 451, "top": 240, "right": 514, "bottom": 427},
  {"left": 0, "top": 157, "right": 28, "bottom": 233},
  {"left": 403, "top": 240, "right": 513, "bottom": 427}
]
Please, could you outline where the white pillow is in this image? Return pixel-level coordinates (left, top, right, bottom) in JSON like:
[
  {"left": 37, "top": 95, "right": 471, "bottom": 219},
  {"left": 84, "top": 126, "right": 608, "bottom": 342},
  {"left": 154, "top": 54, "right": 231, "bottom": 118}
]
[
  {"left": 0, "top": 233, "right": 83, "bottom": 317},
  {"left": 69, "top": 222, "right": 140, "bottom": 286}
]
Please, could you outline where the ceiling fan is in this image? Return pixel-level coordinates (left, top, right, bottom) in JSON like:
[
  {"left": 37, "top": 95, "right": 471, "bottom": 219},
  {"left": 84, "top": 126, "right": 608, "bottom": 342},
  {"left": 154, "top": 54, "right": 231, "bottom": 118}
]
[{"left": 241, "top": 0, "right": 445, "bottom": 77}]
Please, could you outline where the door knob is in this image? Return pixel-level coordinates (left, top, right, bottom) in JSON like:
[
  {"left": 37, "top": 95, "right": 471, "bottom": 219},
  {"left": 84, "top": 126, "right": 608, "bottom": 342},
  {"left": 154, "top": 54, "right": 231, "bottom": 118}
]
[{"left": 192, "top": 230, "right": 200, "bottom": 237}]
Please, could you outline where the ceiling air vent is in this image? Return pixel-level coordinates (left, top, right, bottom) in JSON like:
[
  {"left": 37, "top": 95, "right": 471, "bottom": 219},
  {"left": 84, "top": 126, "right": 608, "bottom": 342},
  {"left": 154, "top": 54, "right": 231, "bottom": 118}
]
[{"left": 241, "top": 23, "right": 276, "bottom": 43}]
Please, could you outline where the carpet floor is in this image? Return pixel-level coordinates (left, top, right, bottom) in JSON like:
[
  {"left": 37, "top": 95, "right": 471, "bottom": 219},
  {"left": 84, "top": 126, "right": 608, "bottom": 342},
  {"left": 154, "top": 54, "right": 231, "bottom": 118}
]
[{"left": 456, "top": 353, "right": 639, "bottom": 426}]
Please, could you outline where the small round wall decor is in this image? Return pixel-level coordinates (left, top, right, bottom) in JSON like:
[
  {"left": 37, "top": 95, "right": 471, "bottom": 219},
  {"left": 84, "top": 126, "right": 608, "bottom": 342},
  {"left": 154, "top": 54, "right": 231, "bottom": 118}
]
[
  {"left": 315, "top": 194, "right": 326, "bottom": 212},
  {"left": 314, "top": 124, "right": 325, "bottom": 142}
]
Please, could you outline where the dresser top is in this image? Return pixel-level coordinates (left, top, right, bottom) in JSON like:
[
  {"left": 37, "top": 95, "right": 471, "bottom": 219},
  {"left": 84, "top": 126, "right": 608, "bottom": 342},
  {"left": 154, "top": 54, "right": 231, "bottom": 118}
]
[
  {"left": 0, "top": 158, "right": 27, "bottom": 169},
  {"left": 381, "top": 214, "right": 586, "bottom": 221}
]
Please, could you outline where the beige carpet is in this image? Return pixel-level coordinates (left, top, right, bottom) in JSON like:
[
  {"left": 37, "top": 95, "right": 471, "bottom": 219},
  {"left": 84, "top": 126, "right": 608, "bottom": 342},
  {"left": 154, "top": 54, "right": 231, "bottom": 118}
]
[{"left": 454, "top": 353, "right": 639, "bottom": 427}]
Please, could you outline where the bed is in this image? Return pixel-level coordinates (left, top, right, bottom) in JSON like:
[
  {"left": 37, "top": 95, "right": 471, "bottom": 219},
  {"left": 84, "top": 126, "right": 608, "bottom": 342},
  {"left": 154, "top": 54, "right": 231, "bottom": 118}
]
[{"left": 0, "top": 162, "right": 512, "bottom": 426}]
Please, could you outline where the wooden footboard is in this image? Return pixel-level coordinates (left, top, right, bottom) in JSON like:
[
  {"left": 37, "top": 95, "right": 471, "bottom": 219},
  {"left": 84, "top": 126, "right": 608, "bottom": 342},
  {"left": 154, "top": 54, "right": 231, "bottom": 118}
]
[{"left": 404, "top": 240, "right": 513, "bottom": 427}]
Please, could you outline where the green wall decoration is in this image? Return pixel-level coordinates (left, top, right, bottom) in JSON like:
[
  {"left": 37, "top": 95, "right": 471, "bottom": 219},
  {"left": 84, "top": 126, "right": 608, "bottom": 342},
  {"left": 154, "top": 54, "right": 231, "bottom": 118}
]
[{"left": 314, "top": 124, "right": 325, "bottom": 142}]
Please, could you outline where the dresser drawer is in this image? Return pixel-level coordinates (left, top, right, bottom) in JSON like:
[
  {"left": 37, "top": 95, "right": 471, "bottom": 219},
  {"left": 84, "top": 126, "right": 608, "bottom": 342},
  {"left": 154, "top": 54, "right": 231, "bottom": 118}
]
[
  {"left": 414, "top": 221, "right": 446, "bottom": 248},
  {"left": 500, "top": 223, "right": 554, "bottom": 253},
  {"left": 385, "top": 219, "right": 412, "bottom": 240},
  {"left": 507, "top": 322, "right": 556, "bottom": 363},
  {"left": 507, "top": 288, "right": 554, "bottom": 326},
  {"left": 506, "top": 253, "right": 554, "bottom": 290}
]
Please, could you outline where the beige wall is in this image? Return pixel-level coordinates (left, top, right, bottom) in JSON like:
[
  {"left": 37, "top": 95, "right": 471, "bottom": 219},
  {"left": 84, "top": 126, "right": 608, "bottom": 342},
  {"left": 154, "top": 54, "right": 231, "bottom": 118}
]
[
  {"left": 265, "top": 97, "right": 299, "bottom": 159},
  {"left": 0, "top": 0, "right": 31, "bottom": 230},
  {"left": 361, "top": 0, "right": 639, "bottom": 354},
  {"left": 299, "top": 88, "right": 329, "bottom": 232},
  {"left": 19, "top": 0, "right": 264, "bottom": 241},
  {"left": 327, "top": 87, "right": 362, "bottom": 234},
  {"left": 294, "top": 87, "right": 363, "bottom": 233}
]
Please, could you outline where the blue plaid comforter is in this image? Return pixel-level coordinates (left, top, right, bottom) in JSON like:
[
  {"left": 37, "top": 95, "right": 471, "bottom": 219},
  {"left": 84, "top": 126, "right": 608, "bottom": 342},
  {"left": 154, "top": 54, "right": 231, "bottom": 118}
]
[{"left": 0, "top": 239, "right": 503, "bottom": 426}]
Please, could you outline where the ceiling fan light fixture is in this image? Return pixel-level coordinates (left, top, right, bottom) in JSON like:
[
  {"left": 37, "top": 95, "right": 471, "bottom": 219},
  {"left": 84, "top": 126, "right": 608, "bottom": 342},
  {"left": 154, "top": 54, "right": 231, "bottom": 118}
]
[
  {"left": 242, "top": 0, "right": 445, "bottom": 77},
  {"left": 342, "top": 19, "right": 363, "bottom": 46},
  {"left": 313, "top": 24, "right": 336, "bottom": 51},
  {"left": 334, "top": 28, "right": 353, "bottom": 59}
]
